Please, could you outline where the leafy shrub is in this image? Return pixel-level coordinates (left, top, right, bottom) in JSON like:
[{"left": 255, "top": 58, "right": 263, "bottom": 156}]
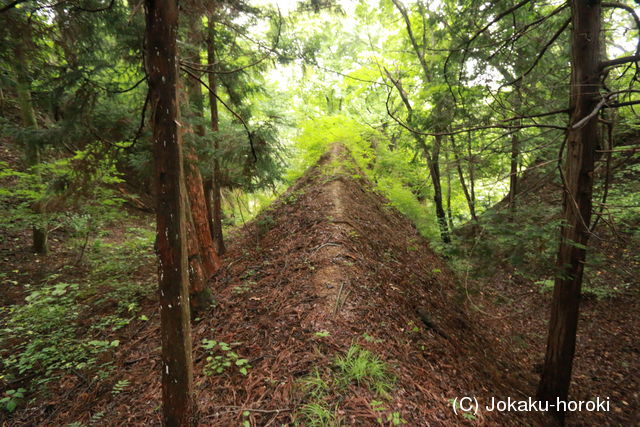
[
  {"left": 0, "top": 282, "right": 119, "bottom": 387},
  {"left": 0, "top": 227, "right": 155, "bottom": 398},
  {"left": 0, "top": 388, "right": 26, "bottom": 412},
  {"left": 0, "top": 144, "right": 126, "bottom": 249},
  {"left": 201, "top": 339, "right": 251, "bottom": 376}
]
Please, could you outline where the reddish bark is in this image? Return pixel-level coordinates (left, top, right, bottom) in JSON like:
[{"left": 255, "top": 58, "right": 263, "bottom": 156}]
[
  {"left": 184, "top": 200, "right": 207, "bottom": 295},
  {"left": 207, "top": 19, "right": 226, "bottom": 255},
  {"left": 184, "top": 150, "right": 222, "bottom": 275},
  {"left": 181, "top": 16, "right": 221, "bottom": 310}
]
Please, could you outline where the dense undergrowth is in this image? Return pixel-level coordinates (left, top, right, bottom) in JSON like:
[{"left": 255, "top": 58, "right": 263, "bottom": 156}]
[{"left": 0, "top": 220, "right": 156, "bottom": 414}]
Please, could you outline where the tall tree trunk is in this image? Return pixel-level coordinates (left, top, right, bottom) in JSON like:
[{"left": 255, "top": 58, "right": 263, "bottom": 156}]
[
  {"left": 207, "top": 19, "right": 226, "bottom": 255},
  {"left": 183, "top": 17, "right": 221, "bottom": 310},
  {"left": 14, "top": 30, "right": 47, "bottom": 254},
  {"left": 537, "top": 1, "right": 601, "bottom": 423},
  {"left": 508, "top": 130, "right": 520, "bottom": 221},
  {"left": 508, "top": 81, "right": 523, "bottom": 221},
  {"left": 466, "top": 132, "right": 477, "bottom": 216},
  {"left": 387, "top": 0, "right": 450, "bottom": 243},
  {"left": 451, "top": 134, "right": 477, "bottom": 222},
  {"left": 428, "top": 135, "right": 451, "bottom": 244},
  {"left": 384, "top": 68, "right": 450, "bottom": 244},
  {"left": 144, "top": 0, "right": 195, "bottom": 424},
  {"left": 445, "top": 149, "right": 454, "bottom": 231}
]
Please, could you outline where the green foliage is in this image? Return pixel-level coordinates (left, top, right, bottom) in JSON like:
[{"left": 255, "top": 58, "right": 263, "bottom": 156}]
[
  {"left": 458, "top": 204, "right": 563, "bottom": 278},
  {"left": 294, "top": 345, "right": 397, "bottom": 425},
  {"left": 538, "top": 276, "right": 631, "bottom": 301},
  {"left": 201, "top": 339, "right": 251, "bottom": 376},
  {"left": 536, "top": 279, "right": 555, "bottom": 294},
  {"left": 287, "top": 115, "right": 374, "bottom": 181},
  {"left": 370, "top": 400, "right": 407, "bottom": 425},
  {"left": 111, "top": 379, "right": 130, "bottom": 395},
  {"left": 0, "top": 281, "right": 119, "bottom": 387},
  {"left": 298, "top": 402, "right": 339, "bottom": 426},
  {"left": 0, "top": 226, "right": 154, "bottom": 394},
  {"left": 233, "top": 280, "right": 255, "bottom": 295},
  {"left": 334, "top": 345, "right": 394, "bottom": 396},
  {"left": 0, "top": 146, "right": 126, "bottom": 251},
  {"left": 0, "top": 388, "right": 26, "bottom": 413}
]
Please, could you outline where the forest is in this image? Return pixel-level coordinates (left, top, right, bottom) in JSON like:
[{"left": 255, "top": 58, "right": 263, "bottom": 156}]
[{"left": 0, "top": 0, "right": 638, "bottom": 425}]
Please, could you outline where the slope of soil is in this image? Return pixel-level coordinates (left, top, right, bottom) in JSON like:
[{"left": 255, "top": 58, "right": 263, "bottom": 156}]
[
  {"left": 6, "top": 143, "right": 551, "bottom": 425},
  {"left": 462, "top": 153, "right": 640, "bottom": 425}
]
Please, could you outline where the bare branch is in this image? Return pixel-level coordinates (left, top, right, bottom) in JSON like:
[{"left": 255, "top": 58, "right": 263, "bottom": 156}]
[
  {"left": 605, "top": 99, "right": 640, "bottom": 108},
  {"left": 501, "top": 107, "right": 570, "bottom": 122},
  {"left": 600, "top": 54, "right": 640, "bottom": 69},
  {"left": 505, "top": 18, "right": 571, "bottom": 87},
  {"left": 384, "top": 88, "right": 566, "bottom": 137},
  {"left": 465, "top": 0, "right": 532, "bottom": 49}
]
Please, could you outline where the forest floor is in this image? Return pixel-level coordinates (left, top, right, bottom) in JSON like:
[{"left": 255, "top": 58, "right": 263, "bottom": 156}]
[{"left": 1, "top": 143, "right": 638, "bottom": 425}]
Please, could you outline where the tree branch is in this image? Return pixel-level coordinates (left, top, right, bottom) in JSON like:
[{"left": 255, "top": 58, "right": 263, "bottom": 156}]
[
  {"left": 505, "top": 18, "right": 571, "bottom": 86},
  {"left": 0, "top": 0, "right": 27, "bottom": 13},
  {"left": 602, "top": 1, "right": 640, "bottom": 56},
  {"left": 600, "top": 54, "right": 640, "bottom": 69},
  {"left": 384, "top": 88, "right": 566, "bottom": 137},
  {"left": 180, "top": 66, "right": 257, "bottom": 162}
]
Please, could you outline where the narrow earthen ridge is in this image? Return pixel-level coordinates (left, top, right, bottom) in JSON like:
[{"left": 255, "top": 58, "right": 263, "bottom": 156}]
[
  {"left": 23, "top": 143, "right": 545, "bottom": 426},
  {"left": 309, "top": 143, "right": 359, "bottom": 325}
]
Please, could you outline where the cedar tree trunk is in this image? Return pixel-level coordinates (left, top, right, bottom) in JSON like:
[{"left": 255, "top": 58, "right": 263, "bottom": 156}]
[
  {"left": 183, "top": 17, "right": 221, "bottom": 310},
  {"left": 207, "top": 19, "right": 226, "bottom": 255},
  {"left": 537, "top": 1, "right": 601, "bottom": 423},
  {"left": 144, "top": 0, "right": 195, "bottom": 424}
]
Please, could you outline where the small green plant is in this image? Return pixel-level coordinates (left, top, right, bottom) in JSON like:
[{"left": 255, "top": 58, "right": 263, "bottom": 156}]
[
  {"left": 362, "top": 333, "right": 383, "bottom": 344},
  {"left": 405, "top": 320, "right": 421, "bottom": 333},
  {"left": 334, "top": 345, "right": 394, "bottom": 396},
  {"left": 283, "top": 190, "right": 303, "bottom": 205},
  {"left": 294, "top": 346, "right": 395, "bottom": 425},
  {"left": 536, "top": 279, "right": 554, "bottom": 294},
  {"left": 299, "top": 402, "right": 339, "bottom": 426},
  {"left": 370, "top": 399, "right": 407, "bottom": 424},
  {"left": 386, "top": 411, "right": 407, "bottom": 425},
  {"left": 241, "top": 410, "right": 251, "bottom": 427},
  {"left": 201, "top": 339, "right": 251, "bottom": 376},
  {"left": 112, "top": 379, "right": 130, "bottom": 395},
  {"left": 298, "top": 369, "right": 329, "bottom": 400},
  {"left": 0, "top": 282, "right": 120, "bottom": 387},
  {"left": 314, "top": 330, "right": 331, "bottom": 338},
  {"left": 89, "top": 411, "right": 105, "bottom": 423},
  {"left": 1, "top": 388, "right": 26, "bottom": 412}
]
